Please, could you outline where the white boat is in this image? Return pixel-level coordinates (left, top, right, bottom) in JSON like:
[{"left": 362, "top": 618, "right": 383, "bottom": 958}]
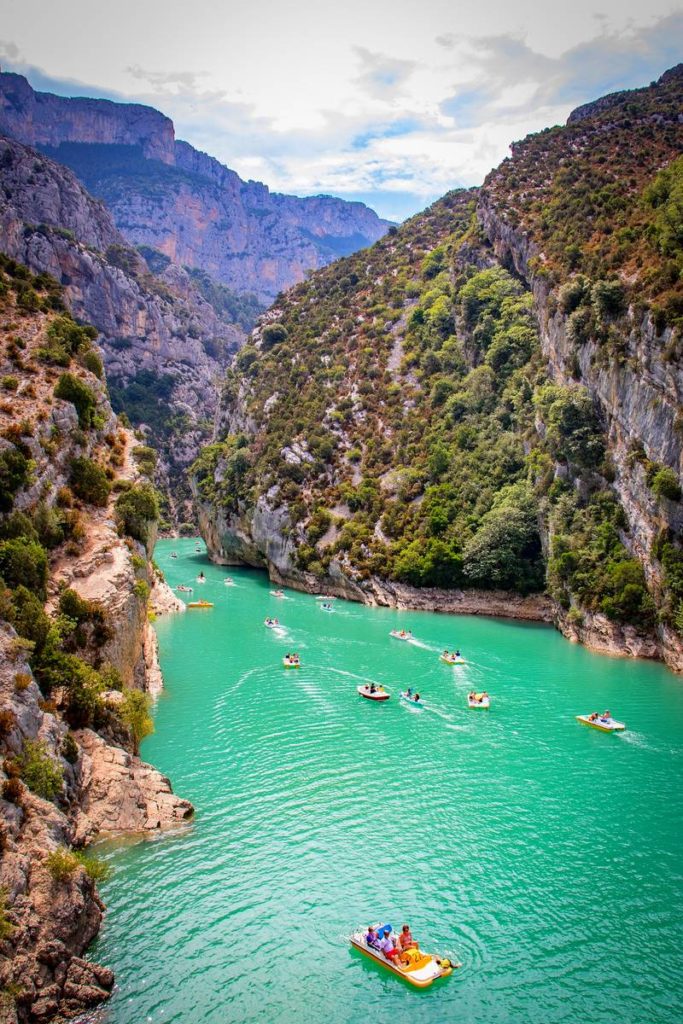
[
  {"left": 170, "top": 552, "right": 178, "bottom": 559},
  {"left": 223, "top": 577, "right": 235, "bottom": 586},
  {"left": 316, "top": 594, "right": 336, "bottom": 601},
  {"left": 196, "top": 575, "right": 206, "bottom": 584},
  {"left": 389, "top": 630, "right": 413, "bottom": 642},
  {"left": 271, "top": 590, "right": 286, "bottom": 598},
  {"left": 176, "top": 585, "right": 193, "bottom": 593},
  {"left": 357, "top": 685, "right": 389, "bottom": 701},
  {"left": 576, "top": 714, "right": 625, "bottom": 733},
  {"left": 320, "top": 603, "right": 333, "bottom": 612},
  {"left": 283, "top": 656, "right": 300, "bottom": 668},
  {"left": 349, "top": 929, "right": 454, "bottom": 987},
  {"left": 264, "top": 619, "right": 280, "bottom": 629}
]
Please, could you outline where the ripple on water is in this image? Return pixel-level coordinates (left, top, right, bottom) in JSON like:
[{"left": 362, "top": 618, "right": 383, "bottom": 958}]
[{"left": 90, "top": 540, "right": 683, "bottom": 1024}]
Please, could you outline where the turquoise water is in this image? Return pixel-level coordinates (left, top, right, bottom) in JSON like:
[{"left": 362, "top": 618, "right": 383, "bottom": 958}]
[{"left": 91, "top": 538, "right": 683, "bottom": 1024}]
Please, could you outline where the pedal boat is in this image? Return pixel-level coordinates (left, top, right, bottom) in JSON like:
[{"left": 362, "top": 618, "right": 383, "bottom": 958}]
[
  {"left": 223, "top": 577, "right": 234, "bottom": 586},
  {"left": 400, "top": 691, "right": 424, "bottom": 707},
  {"left": 320, "top": 603, "right": 333, "bottom": 612},
  {"left": 576, "top": 714, "right": 625, "bottom": 732},
  {"left": 468, "top": 693, "right": 490, "bottom": 709},
  {"left": 264, "top": 619, "right": 280, "bottom": 628},
  {"left": 283, "top": 656, "right": 300, "bottom": 668},
  {"left": 187, "top": 599, "right": 213, "bottom": 609},
  {"left": 357, "top": 685, "right": 389, "bottom": 701},
  {"left": 349, "top": 930, "right": 453, "bottom": 988},
  {"left": 389, "top": 630, "right": 413, "bottom": 641},
  {"left": 440, "top": 653, "right": 465, "bottom": 665}
]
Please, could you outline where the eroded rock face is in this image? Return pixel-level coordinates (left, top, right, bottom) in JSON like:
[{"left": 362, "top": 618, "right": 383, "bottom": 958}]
[
  {"left": 0, "top": 73, "right": 390, "bottom": 305},
  {"left": 72, "top": 729, "right": 193, "bottom": 844}
]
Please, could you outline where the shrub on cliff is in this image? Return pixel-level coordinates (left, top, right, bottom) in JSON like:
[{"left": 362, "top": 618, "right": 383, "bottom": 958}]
[
  {"left": 54, "top": 373, "right": 99, "bottom": 428},
  {"left": 19, "top": 739, "right": 63, "bottom": 801},
  {"left": 0, "top": 888, "right": 14, "bottom": 941},
  {"left": 38, "top": 315, "right": 97, "bottom": 366},
  {"left": 7, "top": 585, "right": 51, "bottom": 658},
  {"left": 261, "top": 323, "right": 288, "bottom": 350},
  {"left": 0, "top": 539, "right": 48, "bottom": 600},
  {"left": 0, "top": 445, "right": 31, "bottom": 513},
  {"left": 46, "top": 846, "right": 112, "bottom": 885},
  {"left": 69, "top": 457, "right": 111, "bottom": 507},
  {"left": 650, "top": 466, "right": 681, "bottom": 502},
  {"left": 114, "top": 484, "right": 159, "bottom": 545},
  {"left": 120, "top": 690, "right": 154, "bottom": 755}
]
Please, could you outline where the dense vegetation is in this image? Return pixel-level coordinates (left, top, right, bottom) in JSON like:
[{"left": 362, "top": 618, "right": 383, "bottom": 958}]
[
  {"left": 195, "top": 71, "right": 683, "bottom": 636},
  {"left": 0, "top": 258, "right": 159, "bottom": 738}
]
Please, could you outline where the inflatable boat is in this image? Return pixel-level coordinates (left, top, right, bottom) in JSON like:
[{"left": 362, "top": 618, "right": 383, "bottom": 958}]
[
  {"left": 576, "top": 714, "right": 625, "bottom": 732},
  {"left": 357, "top": 685, "right": 389, "bottom": 701},
  {"left": 349, "top": 929, "right": 454, "bottom": 988}
]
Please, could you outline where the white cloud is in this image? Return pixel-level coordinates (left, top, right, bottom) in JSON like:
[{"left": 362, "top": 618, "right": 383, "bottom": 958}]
[{"left": 0, "top": 1, "right": 680, "bottom": 219}]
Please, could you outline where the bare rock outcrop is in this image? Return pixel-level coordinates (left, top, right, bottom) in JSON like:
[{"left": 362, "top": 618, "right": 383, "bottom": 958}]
[{"left": 72, "top": 729, "right": 193, "bottom": 844}]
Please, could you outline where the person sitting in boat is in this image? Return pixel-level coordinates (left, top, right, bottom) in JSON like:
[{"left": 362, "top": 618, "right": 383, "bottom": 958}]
[
  {"left": 600, "top": 710, "right": 612, "bottom": 722},
  {"left": 589, "top": 712, "right": 599, "bottom": 721},
  {"left": 365, "top": 926, "right": 381, "bottom": 950},
  {"left": 406, "top": 687, "right": 413, "bottom": 697},
  {"left": 378, "top": 927, "right": 399, "bottom": 961},
  {"left": 443, "top": 650, "right": 449, "bottom": 657},
  {"left": 398, "top": 924, "right": 418, "bottom": 952},
  {"left": 369, "top": 683, "right": 377, "bottom": 693},
  {"left": 455, "top": 649, "right": 461, "bottom": 657},
  {"left": 198, "top": 572, "right": 205, "bottom": 580},
  {"left": 414, "top": 693, "right": 420, "bottom": 702}
]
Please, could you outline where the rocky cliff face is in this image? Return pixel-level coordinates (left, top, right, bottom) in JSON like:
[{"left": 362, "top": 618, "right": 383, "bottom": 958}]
[
  {"left": 0, "top": 266, "right": 191, "bottom": 1022},
  {"left": 0, "top": 133, "right": 243, "bottom": 512},
  {"left": 0, "top": 73, "right": 391, "bottom": 305},
  {"left": 192, "top": 66, "right": 683, "bottom": 671}
]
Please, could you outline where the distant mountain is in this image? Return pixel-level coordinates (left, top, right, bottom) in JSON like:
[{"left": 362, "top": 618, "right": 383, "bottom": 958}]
[{"left": 0, "top": 73, "right": 391, "bottom": 303}]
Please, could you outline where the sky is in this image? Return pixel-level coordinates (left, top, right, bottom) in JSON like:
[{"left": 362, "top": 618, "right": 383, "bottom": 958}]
[{"left": 0, "top": 0, "right": 681, "bottom": 221}]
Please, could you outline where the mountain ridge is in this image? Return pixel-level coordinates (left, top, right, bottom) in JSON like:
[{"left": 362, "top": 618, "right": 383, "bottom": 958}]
[{"left": 0, "top": 73, "right": 391, "bottom": 303}]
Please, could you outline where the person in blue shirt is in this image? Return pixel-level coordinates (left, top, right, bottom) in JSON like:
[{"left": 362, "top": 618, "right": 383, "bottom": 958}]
[{"left": 365, "top": 926, "right": 381, "bottom": 950}]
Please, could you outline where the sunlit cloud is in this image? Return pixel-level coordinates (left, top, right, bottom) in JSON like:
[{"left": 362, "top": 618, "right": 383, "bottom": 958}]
[{"left": 0, "top": 2, "right": 680, "bottom": 222}]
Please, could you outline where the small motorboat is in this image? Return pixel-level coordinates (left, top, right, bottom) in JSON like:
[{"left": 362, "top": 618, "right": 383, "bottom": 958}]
[
  {"left": 187, "top": 599, "right": 213, "bottom": 609},
  {"left": 264, "top": 618, "right": 280, "bottom": 628},
  {"left": 389, "top": 630, "right": 413, "bottom": 642},
  {"left": 271, "top": 590, "right": 285, "bottom": 598},
  {"left": 468, "top": 692, "right": 490, "bottom": 709},
  {"left": 224, "top": 577, "right": 235, "bottom": 586},
  {"left": 349, "top": 928, "right": 455, "bottom": 988},
  {"left": 357, "top": 684, "right": 389, "bottom": 701},
  {"left": 170, "top": 552, "right": 178, "bottom": 559},
  {"left": 283, "top": 655, "right": 300, "bottom": 668},
  {"left": 196, "top": 574, "right": 206, "bottom": 584},
  {"left": 176, "top": 585, "right": 193, "bottom": 593},
  {"left": 400, "top": 691, "right": 424, "bottom": 707},
  {"left": 440, "top": 652, "right": 465, "bottom": 665},
  {"left": 316, "top": 594, "right": 336, "bottom": 601},
  {"left": 320, "top": 603, "right": 333, "bottom": 612},
  {"left": 576, "top": 713, "right": 625, "bottom": 733}
]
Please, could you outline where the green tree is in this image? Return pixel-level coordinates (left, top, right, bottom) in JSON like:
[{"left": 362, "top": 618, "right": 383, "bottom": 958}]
[{"left": 120, "top": 691, "right": 154, "bottom": 755}]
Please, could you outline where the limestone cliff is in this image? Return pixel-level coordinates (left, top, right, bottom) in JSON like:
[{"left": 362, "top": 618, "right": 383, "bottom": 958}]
[
  {"left": 0, "top": 265, "right": 191, "bottom": 1022},
  {"left": 192, "top": 66, "right": 683, "bottom": 671},
  {"left": 0, "top": 133, "right": 243, "bottom": 513},
  {"left": 0, "top": 73, "right": 391, "bottom": 305}
]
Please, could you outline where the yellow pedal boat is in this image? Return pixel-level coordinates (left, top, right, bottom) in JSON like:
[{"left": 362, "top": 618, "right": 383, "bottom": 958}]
[
  {"left": 349, "top": 930, "right": 455, "bottom": 988},
  {"left": 283, "top": 656, "right": 300, "bottom": 668},
  {"left": 187, "top": 600, "right": 213, "bottom": 609},
  {"left": 468, "top": 692, "right": 489, "bottom": 709},
  {"left": 440, "top": 653, "right": 465, "bottom": 665},
  {"left": 576, "top": 714, "right": 625, "bottom": 732}
]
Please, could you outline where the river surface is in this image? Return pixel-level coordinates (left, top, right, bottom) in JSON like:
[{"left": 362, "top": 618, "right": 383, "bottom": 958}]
[{"left": 90, "top": 538, "right": 683, "bottom": 1024}]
